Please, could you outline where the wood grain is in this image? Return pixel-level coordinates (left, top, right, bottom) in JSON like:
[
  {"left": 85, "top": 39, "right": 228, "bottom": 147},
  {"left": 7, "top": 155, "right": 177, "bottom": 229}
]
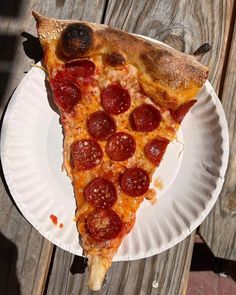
[
  {"left": 199, "top": 11, "right": 236, "bottom": 261},
  {"left": 0, "top": 1, "right": 106, "bottom": 294},
  {"left": 0, "top": 0, "right": 235, "bottom": 294},
  {"left": 44, "top": 1, "right": 233, "bottom": 294},
  {"left": 45, "top": 233, "right": 195, "bottom": 295},
  {"left": 0, "top": 203, "right": 53, "bottom": 295}
]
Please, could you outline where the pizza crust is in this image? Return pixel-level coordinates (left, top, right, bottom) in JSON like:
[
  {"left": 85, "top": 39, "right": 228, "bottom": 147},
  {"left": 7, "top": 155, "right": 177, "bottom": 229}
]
[
  {"left": 87, "top": 255, "right": 111, "bottom": 291},
  {"left": 32, "top": 11, "right": 208, "bottom": 110}
]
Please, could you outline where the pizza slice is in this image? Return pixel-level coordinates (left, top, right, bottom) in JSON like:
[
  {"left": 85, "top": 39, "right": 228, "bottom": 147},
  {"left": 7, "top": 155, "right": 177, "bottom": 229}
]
[{"left": 33, "top": 11, "right": 208, "bottom": 291}]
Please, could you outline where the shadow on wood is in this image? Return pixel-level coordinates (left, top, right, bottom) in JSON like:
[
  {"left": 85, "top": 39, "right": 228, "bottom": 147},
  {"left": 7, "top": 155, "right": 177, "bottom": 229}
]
[
  {"left": 70, "top": 256, "right": 88, "bottom": 275},
  {"left": 0, "top": 0, "right": 23, "bottom": 17},
  {"left": 0, "top": 34, "right": 18, "bottom": 106},
  {"left": 56, "top": 0, "right": 66, "bottom": 8},
  {"left": 21, "top": 32, "right": 43, "bottom": 64},
  {"left": 190, "top": 239, "right": 236, "bottom": 282},
  {"left": 0, "top": 232, "right": 20, "bottom": 294},
  {"left": 190, "top": 241, "right": 216, "bottom": 272}
]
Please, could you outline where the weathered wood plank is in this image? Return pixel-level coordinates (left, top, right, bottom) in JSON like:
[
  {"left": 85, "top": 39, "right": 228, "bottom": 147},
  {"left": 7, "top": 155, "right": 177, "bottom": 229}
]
[
  {"left": 0, "top": 1, "right": 106, "bottom": 294},
  {"left": 45, "top": 233, "right": 195, "bottom": 295},
  {"left": 1, "top": 1, "right": 234, "bottom": 295},
  {"left": 0, "top": 203, "right": 53, "bottom": 295},
  {"left": 199, "top": 13, "right": 236, "bottom": 261},
  {"left": 44, "top": 1, "right": 233, "bottom": 294}
]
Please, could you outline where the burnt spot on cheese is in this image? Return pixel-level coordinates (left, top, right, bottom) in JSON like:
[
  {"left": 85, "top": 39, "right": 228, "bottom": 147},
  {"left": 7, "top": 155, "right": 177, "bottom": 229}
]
[
  {"left": 61, "top": 23, "right": 93, "bottom": 57},
  {"left": 105, "top": 52, "right": 125, "bottom": 66}
]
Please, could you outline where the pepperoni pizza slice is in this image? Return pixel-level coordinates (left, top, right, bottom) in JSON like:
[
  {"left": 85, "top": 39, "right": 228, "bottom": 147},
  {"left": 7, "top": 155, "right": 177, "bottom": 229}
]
[{"left": 33, "top": 12, "right": 208, "bottom": 291}]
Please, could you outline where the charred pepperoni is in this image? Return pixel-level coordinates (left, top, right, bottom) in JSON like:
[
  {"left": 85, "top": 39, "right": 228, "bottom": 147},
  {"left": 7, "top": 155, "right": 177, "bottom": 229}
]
[
  {"left": 70, "top": 139, "right": 103, "bottom": 170},
  {"left": 84, "top": 177, "right": 117, "bottom": 209},
  {"left": 86, "top": 209, "right": 123, "bottom": 241},
  {"left": 106, "top": 132, "right": 136, "bottom": 161},
  {"left": 130, "top": 104, "right": 161, "bottom": 132},
  {"left": 172, "top": 100, "right": 197, "bottom": 124},
  {"left": 120, "top": 167, "right": 149, "bottom": 197},
  {"left": 87, "top": 111, "right": 116, "bottom": 141},
  {"left": 101, "top": 84, "right": 131, "bottom": 115},
  {"left": 51, "top": 71, "right": 81, "bottom": 112},
  {"left": 65, "top": 59, "right": 95, "bottom": 78},
  {"left": 145, "top": 138, "right": 170, "bottom": 166}
]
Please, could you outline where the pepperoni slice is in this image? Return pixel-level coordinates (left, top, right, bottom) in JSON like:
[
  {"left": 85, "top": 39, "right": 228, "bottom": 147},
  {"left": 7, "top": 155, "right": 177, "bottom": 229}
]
[
  {"left": 70, "top": 139, "right": 103, "bottom": 170},
  {"left": 86, "top": 209, "right": 123, "bottom": 241},
  {"left": 120, "top": 167, "right": 149, "bottom": 196},
  {"left": 130, "top": 104, "right": 162, "bottom": 132},
  {"left": 84, "top": 177, "right": 117, "bottom": 209},
  {"left": 51, "top": 71, "right": 81, "bottom": 112},
  {"left": 101, "top": 84, "right": 131, "bottom": 115},
  {"left": 172, "top": 100, "right": 197, "bottom": 123},
  {"left": 65, "top": 59, "right": 95, "bottom": 78},
  {"left": 106, "top": 132, "right": 136, "bottom": 161},
  {"left": 145, "top": 138, "right": 170, "bottom": 166},
  {"left": 87, "top": 111, "right": 116, "bottom": 141}
]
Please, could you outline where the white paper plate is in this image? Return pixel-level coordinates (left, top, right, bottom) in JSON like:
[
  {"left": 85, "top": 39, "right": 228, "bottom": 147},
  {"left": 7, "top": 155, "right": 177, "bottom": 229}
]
[{"left": 1, "top": 47, "right": 229, "bottom": 261}]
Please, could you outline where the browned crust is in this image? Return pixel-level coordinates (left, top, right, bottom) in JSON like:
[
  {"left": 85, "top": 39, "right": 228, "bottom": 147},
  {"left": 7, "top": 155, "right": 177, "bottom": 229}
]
[{"left": 32, "top": 11, "right": 208, "bottom": 110}]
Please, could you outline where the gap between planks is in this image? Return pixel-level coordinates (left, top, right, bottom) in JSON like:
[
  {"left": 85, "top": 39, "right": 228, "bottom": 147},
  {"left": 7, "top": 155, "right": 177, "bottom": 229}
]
[{"left": 218, "top": 0, "right": 236, "bottom": 99}]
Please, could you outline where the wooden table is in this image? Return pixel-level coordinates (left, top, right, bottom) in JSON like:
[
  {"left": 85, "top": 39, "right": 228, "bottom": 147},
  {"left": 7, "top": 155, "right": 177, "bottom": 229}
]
[{"left": 0, "top": 1, "right": 235, "bottom": 294}]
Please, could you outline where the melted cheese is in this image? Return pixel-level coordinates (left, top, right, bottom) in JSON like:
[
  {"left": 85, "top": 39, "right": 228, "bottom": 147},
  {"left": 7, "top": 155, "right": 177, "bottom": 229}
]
[
  {"left": 43, "top": 38, "right": 179, "bottom": 259},
  {"left": 60, "top": 56, "right": 179, "bottom": 257}
]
